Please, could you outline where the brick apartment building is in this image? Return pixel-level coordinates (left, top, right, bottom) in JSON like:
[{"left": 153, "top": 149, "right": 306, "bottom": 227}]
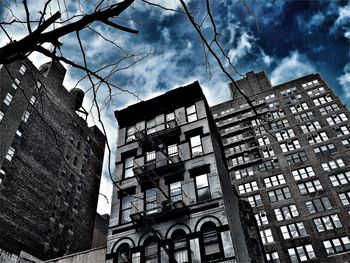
[
  {"left": 106, "top": 81, "right": 265, "bottom": 262},
  {"left": 211, "top": 71, "right": 350, "bottom": 262},
  {"left": 0, "top": 60, "right": 105, "bottom": 260}
]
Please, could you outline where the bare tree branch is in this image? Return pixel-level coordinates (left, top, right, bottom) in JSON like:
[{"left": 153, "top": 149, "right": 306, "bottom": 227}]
[
  {"left": 0, "top": 0, "right": 136, "bottom": 64},
  {"left": 23, "top": 0, "right": 32, "bottom": 33}
]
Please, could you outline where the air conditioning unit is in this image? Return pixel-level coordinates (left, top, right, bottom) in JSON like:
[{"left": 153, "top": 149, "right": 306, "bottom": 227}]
[{"left": 193, "top": 152, "right": 203, "bottom": 157}]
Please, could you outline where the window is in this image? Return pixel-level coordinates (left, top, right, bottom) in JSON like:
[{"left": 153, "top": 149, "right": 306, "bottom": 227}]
[
  {"left": 314, "top": 143, "right": 337, "bottom": 157},
  {"left": 238, "top": 181, "right": 258, "bottom": 194},
  {"left": 295, "top": 111, "right": 314, "bottom": 122},
  {"left": 307, "top": 87, "right": 326, "bottom": 97},
  {"left": 339, "top": 191, "right": 350, "bottom": 205},
  {"left": 321, "top": 158, "right": 345, "bottom": 171},
  {"left": 170, "top": 181, "right": 182, "bottom": 202},
  {"left": 274, "top": 205, "right": 299, "bottom": 221},
  {"left": 286, "top": 151, "right": 308, "bottom": 165},
  {"left": 146, "top": 118, "right": 156, "bottom": 134},
  {"left": 12, "top": 78, "right": 20, "bottom": 89},
  {"left": 276, "top": 129, "right": 295, "bottom": 141},
  {"left": 201, "top": 222, "right": 221, "bottom": 260},
  {"left": 21, "top": 110, "right": 30, "bottom": 123},
  {"left": 297, "top": 179, "right": 323, "bottom": 195},
  {"left": 231, "top": 155, "right": 249, "bottom": 166},
  {"left": 195, "top": 174, "right": 211, "bottom": 202},
  {"left": 124, "top": 157, "right": 134, "bottom": 179},
  {"left": 172, "top": 230, "right": 188, "bottom": 262},
  {"left": 267, "top": 187, "right": 292, "bottom": 202},
  {"left": 190, "top": 135, "right": 203, "bottom": 157},
  {"left": 262, "top": 147, "right": 275, "bottom": 158},
  {"left": 247, "top": 194, "right": 262, "bottom": 207},
  {"left": 307, "top": 131, "right": 328, "bottom": 144},
  {"left": 302, "top": 79, "right": 319, "bottom": 89},
  {"left": 269, "top": 101, "right": 280, "bottom": 109},
  {"left": 0, "top": 111, "right": 4, "bottom": 123},
  {"left": 313, "top": 214, "right": 342, "bottom": 232},
  {"left": 145, "top": 188, "right": 157, "bottom": 214},
  {"left": 329, "top": 171, "right": 350, "bottom": 186},
  {"left": 270, "top": 109, "right": 285, "bottom": 119},
  {"left": 4, "top": 93, "right": 13, "bottom": 105},
  {"left": 144, "top": 237, "right": 158, "bottom": 262},
  {"left": 19, "top": 64, "right": 26, "bottom": 75},
  {"left": 342, "top": 138, "right": 350, "bottom": 148},
  {"left": 30, "top": 96, "right": 36, "bottom": 105},
  {"left": 264, "top": 174, "right": 286, "bottom": 188},
  {"left": 323, "top": 236, "right": 350, "bottom": 256},
  {"left": 165, "top": 112, "right": 175, "bottom": 128},
  {"left": 284, "top": 93, "right": 302, "bottom": 105},
  {"left": 288, "top": 244, "right": 316, "bottom": 262},
  {"left": 336, "top": 125, "right": 350, "bottom": 136},
  {"left": 260, "top": 229, "right": 274, "bottom": 244},
  {"left": 224, "top": 124, "right": 241, "bottom": 135},
  {"left": 186, "top": 104, "right": 197, "bottom": 122},
  {"left": 290, "top": 103, "right": 309, "bottom": 114},
  {"left": 167, "top": 144, "right": 178, "bottom": 157},
  {"left": 120, "top": 195, "right": 134, "bottom": 224},
  {"left": 305, "top": 197, "right": 332, "bottom": 214},
  {"left": 116, "top": 243, "right": 130, "bottom": 262},
  {"left": 15, "top": 129, "right": 22, "bottom": 138},
  {"left": 255, "top": 212, "right": 269, "bottom": 226},
  {"left": 300, "top": 121, "right": 321, "bottom": 133},
  {"left": 259, "top": 159, "right": 280, "bottom": 171},
  {"left": 6, "top": 146, "right": 15, "bottom": 161},
  {"left": 266, "top": 251, "right": 280, "bottom": 263},
  {"left": 281, "top": 87, "right": 297, "bottom": 96},
  {"left": 226, "top": 143, "right": 247, "bottom": 155},
  {"left": 319, "top": 103, "right": 340, "bottom": 115},
  {"left": 251, "top": 119, "right": 262, "bottom": 127},
  {"left": 126, "top": 126, "right": 136, "bottom": 142},
  {"left": 280, "top": 139, "right": 301, "bottom": 152},
  {"left": 234, "top": 167, "right": 254, "bottom": 179},
  {"left": 270, "top": 119, "right": 289, "bottom": 130},
  {"left": 292, "top": 166, "right": 315, "bottom": 181},
  {"left": 225, "top": 134, "right": 243, "bottom": 144},
  {"left": 265, "top": 94, "right": 276, "bottom": 101},
  {"left": 313, "top": 95, "right": 332, "bottom": 106},
  {"left": 280, "top": 222, "right": 307, "bottom": 239},
  {"left": 258, "top": 136, "right": 270, "bottom": 146},
  {"left": 326, "top": 113, "right": 348, "bottom": 126},
  {"left": 146, "top": 151, "right": 156, "bottom": 162}
]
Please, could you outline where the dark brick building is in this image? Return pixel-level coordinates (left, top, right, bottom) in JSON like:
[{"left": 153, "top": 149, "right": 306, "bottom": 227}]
[
  {"left": 106, "top": 81, "right": 265, "bottom": 262},
  {"left": 0, "top": 60, "right": 105, "bottom": 260},
  {"left": 211, "top": 71, "right": 350, "bottom": 262}
]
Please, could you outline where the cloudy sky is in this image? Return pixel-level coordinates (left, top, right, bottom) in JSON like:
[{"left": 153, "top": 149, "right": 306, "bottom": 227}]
[{"left": 1, "top": 0, "right": 349, "bottom": 215}]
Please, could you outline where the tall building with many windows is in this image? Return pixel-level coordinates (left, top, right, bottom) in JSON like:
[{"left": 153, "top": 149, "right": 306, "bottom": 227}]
[
  {"left": 0, "top": 60, "right": 105, "bottom": 260},
  {"left": 106, "top": 81, "right": 265, "bottom": 262},
  {"left": 211, "top": 71, "right": 350, "bottom": 263}
]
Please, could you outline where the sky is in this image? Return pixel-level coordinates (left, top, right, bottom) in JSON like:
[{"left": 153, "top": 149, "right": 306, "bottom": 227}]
[{"left": 0, "top": 0, "right": 349, "bottom": 215}]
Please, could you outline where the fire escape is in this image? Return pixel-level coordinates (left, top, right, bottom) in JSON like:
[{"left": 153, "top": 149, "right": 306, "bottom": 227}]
[{"left": 129, "top": 117, "right": 190, "bottom": 228}]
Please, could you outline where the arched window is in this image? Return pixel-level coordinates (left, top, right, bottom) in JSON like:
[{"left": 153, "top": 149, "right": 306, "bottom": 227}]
[
  {"left": 172, "top": 229, "right": 188, "bottom": 263},
  {"left": 201, "top": 222, "right": 221, "bottom": 260},
  {"left": 145, "top": 236, "right": 158, "bottom": 263},
  {"left": 114, "top": 243, "right": 130, "bottom": 263}
]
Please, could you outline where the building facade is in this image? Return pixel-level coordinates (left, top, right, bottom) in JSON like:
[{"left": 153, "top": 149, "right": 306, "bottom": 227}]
[
  {"left": 211, "top": 71, "right": 350, "bottom": 262},
  {"left": 0, "top": 60, "right": 106, "bottom": 260},
  {"left": 106, "top": 82, "right": 265, "bottom": 262}
]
